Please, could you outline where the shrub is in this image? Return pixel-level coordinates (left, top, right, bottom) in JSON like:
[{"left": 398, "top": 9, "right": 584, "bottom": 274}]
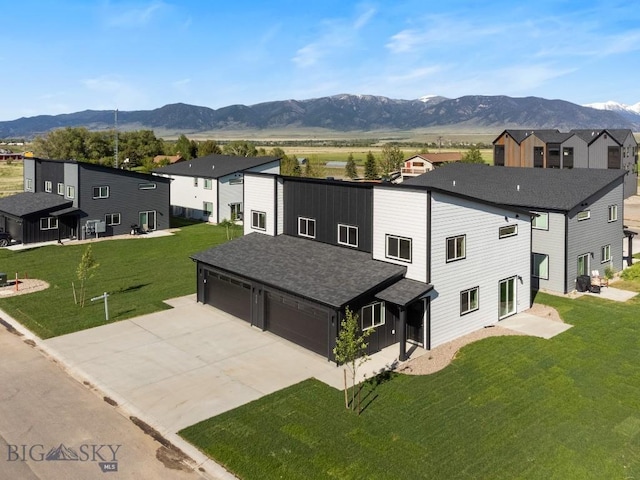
[{"left": 620, "top": 263, "right": 640, "bottom": 281}]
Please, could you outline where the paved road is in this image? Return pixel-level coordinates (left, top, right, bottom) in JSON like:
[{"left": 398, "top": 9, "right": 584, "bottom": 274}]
[{"left": 0, "top": 322, "right": 206, "bottom": 480}]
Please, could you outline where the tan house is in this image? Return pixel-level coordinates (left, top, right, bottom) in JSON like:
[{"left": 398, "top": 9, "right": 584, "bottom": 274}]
[
  {"left": 400, "top": 152, "right": 463, "bottom": 180},
  {"left": 153, "top": 154, "right": 184, "bottom": 165}
]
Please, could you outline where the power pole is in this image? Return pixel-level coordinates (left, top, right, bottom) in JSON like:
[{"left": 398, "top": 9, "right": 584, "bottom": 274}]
[{"left": 114, "top": 109, "right": 119, "bottom": 168}]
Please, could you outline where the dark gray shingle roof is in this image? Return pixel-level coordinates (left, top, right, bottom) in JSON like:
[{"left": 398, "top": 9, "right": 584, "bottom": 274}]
[
  {"left": 533, "top": 131, "right": 573, "bottom": 143},
  {"left": 153, "top": 154, "right": 279, "bottom": 179},
  {"left": 404, "top": 164, "right": 625, "bottom": 212},
  {"left": 0, "top": 192, "right": 72, "bottom": 217},
  {"left": 192, "top": 233, "right": 406, "bottom": 308},
  {"left": 375, "top": 278, "right": 433, "bottom": 307}
]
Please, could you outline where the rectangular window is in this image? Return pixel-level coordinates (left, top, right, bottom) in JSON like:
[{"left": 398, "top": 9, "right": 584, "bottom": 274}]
[
  {"left": 229, "top": 178, "right": 243, "bottom": 185},
  {"left": 338, "top": 224, "right": 358, "bottom": 248},
  {"left": 93, "top": 186, "right": 109, "bottom": 199},
  {"left": 204, "top": 178, "right": 212, "bottom": 190},
  {"left": 532, "top": 253, "right": 549, "bottom": 280},
  {"left": 203, "top": 201, "right": 213, "bottom": 217},
  {"left": 40, "top": 217, "right": 58, "bottom": 230},
  {"left": 44, "top": 180, "right": 52, "bottom": 193},
  {"left": 25, "top": 178, "right": 33, "bottom": 191},
  {"left": 361, "top": 302, "right": 385, "bottom": 330},
  {"left": 577, "top": 210, "right": 591, "bottom": 221},
  {"left": 534, "top": 147, "right": 544, "bottom": 168},
  {"left": 499, "top": 225, "right": 518, "bottom": 238},
  {"left": 138, "top": 183, "right": 157, "bottom": 190},
  {"left": 230, "top": 203, "right": 242, "bottom": 221},
  {"left": 298, "top": 217, "right": 316, "bottom": 238},
  {"left": 105, "top": 213, "right": 121, "bottom": 226},
  {"left": 608, "top": 146, "right": 621, "bottom": 169},
  {"left": 386, "top": 234, "right": 412, "bottom": 262},
  {"left": 57, "top": 183, "right": 64, "bottom": 195},
  {"left": 562, "top": 147, "right": 574, "bottom": 169},
  {"left": 532, "top": 212, "right": 549, "bottom": 230},
  {"left": 193, "top": 177, "right": 199, "bottom": 187},
  {"left": 252, "top": 210, "right": 266, "bottom": 230},
  {"left": 601, "top": 244, "right": 611, "bottom": 263},
  {"left": 608, "top": 205, "right": 618, "bottom": 222},
  {"left": 66, "top": 185, "right": 75, "bottom": 199},
  {"left": 460, "top": 287, "right": 479, "bottom": 315},
  {"left": 446, "top": 235, "right": 466, "bottom": 262}
]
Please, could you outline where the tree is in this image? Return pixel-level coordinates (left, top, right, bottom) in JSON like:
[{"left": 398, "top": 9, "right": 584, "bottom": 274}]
[
  {"left": 280, "top": 155, "right": 301, "bottom": 176},
  {"left": 345, "top": 153, "right": 357, "bottom": 179},
  {"left": 223, "top": 140, "right": 257, "bottom": 157},
  {"left": 76, "top": 245, "right": 99, "bottom": 307},
  {"left": 379, "top": 143, "right": 404, "bottom": 176},
  {"left": 461, "top": 146, "right": 485, "bottom": 164},
  {"left": 363, "top": 151, "right": 378, "bottom": 180},
  {"left": 333, "top": 307, "right": 372, "bottom": 412},
  {"left": 304, "top": 155, "right": 325, "bottom": 178},
  {"left": 175, "top": 134, "right": 197, "bottom": 160},
  {"left": 198, "top": 140, "right": 222, "bottom": 157}
]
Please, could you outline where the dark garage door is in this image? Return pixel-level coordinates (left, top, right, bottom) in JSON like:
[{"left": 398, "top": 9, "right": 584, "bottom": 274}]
[
  {"left": 205, "top": 272, "right": 251, "bottom": 322},
  {"left": 265, "top": 291, "right": 329, "bottom": 357}
]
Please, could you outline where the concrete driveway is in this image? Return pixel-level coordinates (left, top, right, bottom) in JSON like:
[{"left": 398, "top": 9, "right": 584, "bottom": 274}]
[{"left": 44, "top": 296, "right": 375, "bottom": 434}]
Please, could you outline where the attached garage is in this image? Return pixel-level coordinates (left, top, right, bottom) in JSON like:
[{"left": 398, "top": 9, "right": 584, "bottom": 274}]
[
  {"left": 265, "top": 291, "right": 329, "bottom": 356},
  {"left": 204, "top": 271, "right": 251, "bottom": 322}
]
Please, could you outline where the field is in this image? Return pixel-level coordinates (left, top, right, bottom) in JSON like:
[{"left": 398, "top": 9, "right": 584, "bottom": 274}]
[{"left": 0, "top": 162, "right": 24, "bottom": 196}]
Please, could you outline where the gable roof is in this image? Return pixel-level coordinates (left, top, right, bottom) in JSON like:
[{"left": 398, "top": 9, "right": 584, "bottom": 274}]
[
  {"left": 532, "top": 131, "right": 573, "bottom": 143},
  {"left": 191, "top": 233, "right": 406, "bottom": 309},
  {"left": 153, "top": 154, "right": 280, "bottom": 179},
  {"left": 407, "top": 152, "right": 463, "bottom": 164},
  {"left": 153, "top": 154, "right": 184, "bottom": 164},
  {"left": 494, "top": 129, "right": 560, "bottom": 145},
  {"left": 404, "top": 163, "right": 625, "bottom": 212},
  {"left": 0, "top": 192, "right": 72, "bottom": 217}
]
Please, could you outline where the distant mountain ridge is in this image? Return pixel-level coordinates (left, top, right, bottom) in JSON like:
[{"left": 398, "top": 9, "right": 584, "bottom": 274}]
[{"left": 1, "top": 94, "right": 638, "bottom": 139}]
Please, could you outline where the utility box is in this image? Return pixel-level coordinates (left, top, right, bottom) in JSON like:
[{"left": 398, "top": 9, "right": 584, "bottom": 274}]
[{"left": 0, "top": 273, "right": 7, "bottom": 287}]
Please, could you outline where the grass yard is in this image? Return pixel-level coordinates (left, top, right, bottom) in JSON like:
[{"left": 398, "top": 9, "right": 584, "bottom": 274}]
[
  {"left": 0, "top": 222, "right": 230, "bottom": 338},
  {"left": 0, "top": 161, "right": 24, "bottom": 196},
  {"left": 180, "top": 292, "right": 640, "bottom": 479}
]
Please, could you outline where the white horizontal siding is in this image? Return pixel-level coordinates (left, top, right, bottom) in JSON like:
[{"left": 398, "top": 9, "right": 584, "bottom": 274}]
[
  {"left": 276, "top": 177, "right": 284, "bottom": 235},
  {"left": 247, "top": 160, "right": 281, "bottom": 175},
  {"left": 156, "top": 173, "right": 217, "bottom": 221},
  {"left": 429, "top": 192, "right": 531, "bottom": 348},
  {"left": 372, "top": 186, "right": 427, "bottom": 282},
  {"left": 243, "top": 173, "right": 277, "bottom": 236},
  {"left": 531, "top": 212, "right": 566, "bottom": 293},
  {"left": 218, "top": 173, "right": 244, "bottom": 223}
]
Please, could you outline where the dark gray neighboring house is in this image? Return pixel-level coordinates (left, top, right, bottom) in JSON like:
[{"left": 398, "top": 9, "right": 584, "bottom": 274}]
[
  {"left": 192, "top": 233, "right": 407, "bottom": 360},
  {"left": 6, "top": 157, "right": 171, "bottom": 244},
  {"left": 407, "top": 163, "right": 626, "bottom": 293}
]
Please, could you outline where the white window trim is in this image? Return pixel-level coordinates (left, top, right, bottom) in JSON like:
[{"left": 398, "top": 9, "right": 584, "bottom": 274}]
[
  {"left": 608, "top": 205, "right": 618, "bottom": 223},
  {"left": 138, "top": 183, "right": 157, "bottom": 190},
  {"left": 460, "top": 287, "right": 479, "bottom": 315},
  {"left": 361, "top": 302, "right": 385, "bottom": 331},
  {"left": 337, "top": 224, "right": 358, "bottom": 248},
  {"left": 66, "top": 185, "right": 75, "bottom": 199},
  {"left": 203, "top": 201, "right": 213, "bottom": 217},
  {"left": 204, "top": 178, "right": 213, "bottom": 190},
  {"left": 93, "top": 185, "right": 110, "bottom": 199},
  {"left": 25, "top": 178, "right": 33, "bottom": 191},
  {"left": 251, "top": 210, "right": 266, "bottom": 231},
  {"left": 57, "top": 183, "right": 64, "bottom": 195},
  {"left": 44, "top": 180, "right": 52, "bottom": 193},
  {"left": 298, "top": 217, "right": 316, "bottom": 239},
  {"left": 601, "top": 244, "right": 611, "bottom": 263},
  {"left": 532, "top": 212, "right": 549, "bottom": 230},
  {"left": 446, "top": 235, "right": 466, "bottom": 262},
  {"left": 532, "top": 253, "right": 549, "bottom": 280},
  {"left": 499, "top": 224, "right": 518, "bottom": 239},
  {"left": 386, "top": 234, "right": 412, "bottom": 262},
  {"left": 40, "top": 217, "right": 58, "bottom": 230},
  {"left": 106, "top": 213, "right": 121, "bottom": 226},
  {"left": 577, "top": 210, "right": 591, "bottom": 221}
]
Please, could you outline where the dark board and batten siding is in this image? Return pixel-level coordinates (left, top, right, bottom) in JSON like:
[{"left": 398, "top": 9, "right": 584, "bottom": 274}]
[
  {"left": 34, "top": 160, "right": 64, "bottom": 193},
  {"left": 283, "top": 180, "right": 373, "bottom": 252},
  {"left": 78, "top": 164, "right": 170, "bottom": 236}
]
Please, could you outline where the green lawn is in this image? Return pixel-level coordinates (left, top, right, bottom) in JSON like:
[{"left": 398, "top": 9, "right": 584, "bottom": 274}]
[
  {"left": 180, "top": 292, "right": 640, "bottom": 479},
  {"left": 0, "top": 222, "right": 229, "bottom": 338}
]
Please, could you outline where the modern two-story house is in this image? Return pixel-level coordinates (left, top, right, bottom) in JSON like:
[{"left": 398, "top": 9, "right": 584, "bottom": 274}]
[
  {"left": 153, "top": 154, "right": 280, "bottom": 223},
  {"left": 493, "top": 128, "right": 637, "bottom": 198},
  {"left": 408, "top": 163, "right": 626, "bottom": 294},
  {"left": 0, "top": 157, "right": 170, "bottom": 244},
  {"left": 191, "top": 172, "right": 532, "bottom": 362}
]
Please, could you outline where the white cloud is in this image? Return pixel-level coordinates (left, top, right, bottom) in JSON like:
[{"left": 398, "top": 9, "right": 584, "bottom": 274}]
[
  {"left": 354, "top": 6, "right": 376, "bottom": 30},
  {"left": 103, "top": 1, "right": 166, "bottom": 28}
]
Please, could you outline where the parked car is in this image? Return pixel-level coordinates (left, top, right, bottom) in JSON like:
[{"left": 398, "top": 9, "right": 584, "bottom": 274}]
[{"left": 0, "top": 231, "right": 12, "bottom": 247}]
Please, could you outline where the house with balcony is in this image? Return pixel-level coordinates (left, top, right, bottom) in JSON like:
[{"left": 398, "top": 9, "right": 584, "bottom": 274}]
[{"left": 399, "top": 152, "right": 462, "bottom": 181}]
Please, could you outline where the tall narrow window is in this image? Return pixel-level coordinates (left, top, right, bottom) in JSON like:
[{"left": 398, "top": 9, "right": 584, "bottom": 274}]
[
  {"left": 532, "top": 253, "right": 549, "bottom": 280},
  {"left": 203, "top": 201, "right": 213, "bottom": 217},
  {"left": 601, "top": 245, "right": 611, "bottom": 263},
  {"left": 66, "top": 185, "right": 75, "bottom": 199},
  {"left": 532, "top": 212, "right": 549, "bottom": 230},
  {"left": 204, "top": 178, "right": 212, "bottom": 189},
  {"left": 57, "top": 183, "right": 64, "bottom": 195},
  {"left": 25, "top": 178, "right": 33, "bottom": 191},
  {"left": 608, "top": 205, "right": 618, "bottom": 222},
  {"left": 446, "top": 235, "right": 466, "bottom": 262},
  {"left": 44, "top": 181, "right": 52, "bottom": 193}
]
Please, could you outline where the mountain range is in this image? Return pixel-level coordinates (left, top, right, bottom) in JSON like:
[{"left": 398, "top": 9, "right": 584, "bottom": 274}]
[{"left": 1, "top": 94, "right": 639, "bottom": 139}]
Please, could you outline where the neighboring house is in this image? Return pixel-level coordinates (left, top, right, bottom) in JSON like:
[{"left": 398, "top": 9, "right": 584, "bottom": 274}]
[
  {"left": 493, "top": 128, "right": 638, "bottom": 198},
  {"left": 400, "top": 152, "right": 463, "bottom": 180},
  {"left": 152, "top": 154, "right": 184, "bottom": 164},
  {"left": 408, "top": 163, "right": 625, "bottom": 294},
  {"left": 153, "top": 154, "right": 280, "bottom": 223},
  {"left": 191, "top": 173, "right": 531, "bottom": 362},
  {"left": 0, "top": 150, "right": 22, "bottom": 162},
  {"left": 0, "top": 157, "right": 170, "bottom": 244}
]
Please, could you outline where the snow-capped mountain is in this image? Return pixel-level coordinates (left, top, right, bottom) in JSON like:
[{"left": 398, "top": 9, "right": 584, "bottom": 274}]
[{"left": 584, "top": 100, "right": 640, "bottom": 114}]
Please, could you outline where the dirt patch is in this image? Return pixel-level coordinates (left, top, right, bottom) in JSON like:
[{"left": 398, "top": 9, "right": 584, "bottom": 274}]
[
  {"left": 398, "top": 303, "right": 562, "bottom": 376},
  {"left": 130, "top": 416, "right": 193, "bottom": 471},
  {"left": 0, "top": 278, "right": 49, "bottom": 297}
]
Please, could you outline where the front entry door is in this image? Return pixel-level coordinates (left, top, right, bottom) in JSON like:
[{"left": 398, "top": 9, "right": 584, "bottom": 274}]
[
  {"left": 406, "top": 299, "right": 425, "bottom": 346},
  {"left": 139, "top": 211, "right": 156, "bottom": 231},
  {"left": 499, "top": 277, "right": 516, "bottom": 319}
]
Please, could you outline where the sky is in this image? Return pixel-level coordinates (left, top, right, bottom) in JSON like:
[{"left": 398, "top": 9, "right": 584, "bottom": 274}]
[{"left": 2, "top": 0, "right": 640, "bottom": 121}]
